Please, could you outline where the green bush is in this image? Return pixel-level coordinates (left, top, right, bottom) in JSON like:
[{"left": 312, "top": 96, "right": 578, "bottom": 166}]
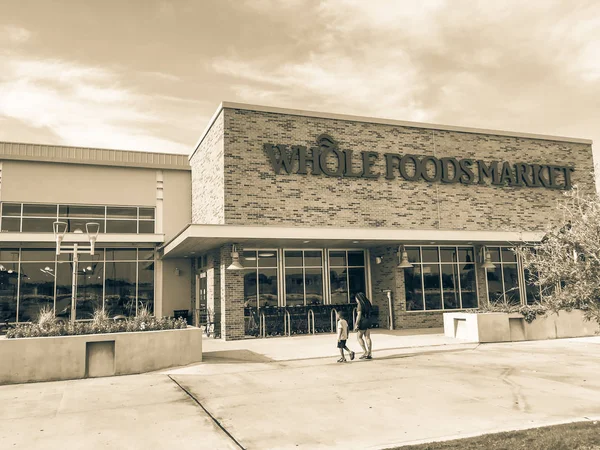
[{"left": 5, "top": 308, "right": 187, "bottom": 339}]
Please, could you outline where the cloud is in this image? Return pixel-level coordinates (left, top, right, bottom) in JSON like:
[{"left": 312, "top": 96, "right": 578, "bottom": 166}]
[
  {"left": 1, "top": 25, "right": 31, "bottom": 43},
  {"left": 0, "top": 56, "right": 194, "bottom": 153}
]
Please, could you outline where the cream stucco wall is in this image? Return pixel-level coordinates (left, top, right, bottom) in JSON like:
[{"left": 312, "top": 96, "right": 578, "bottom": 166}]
[
  {"left": 162, "top": 170, "right": 191, "bottom": 241},
  {"left": 0, "top": 160, "right": 157, "bottom": 206}
]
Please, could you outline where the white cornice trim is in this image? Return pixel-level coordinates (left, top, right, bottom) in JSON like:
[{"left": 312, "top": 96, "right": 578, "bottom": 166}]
[{"left": 162, "top": 224, "right": 545, "bottom": 256}]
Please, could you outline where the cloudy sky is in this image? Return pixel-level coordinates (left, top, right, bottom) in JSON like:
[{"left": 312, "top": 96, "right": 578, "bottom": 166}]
[{"left": 0, "top": 0, "right": 598, "bottom": 164}]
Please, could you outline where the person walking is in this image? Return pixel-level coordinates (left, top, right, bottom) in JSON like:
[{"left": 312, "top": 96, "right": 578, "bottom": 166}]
[
  {"left": 354, "top": 292, "right": 373, "bottom": 359},
  {"left": 336, "top": 310, "right": 355, "bottom": 363}
]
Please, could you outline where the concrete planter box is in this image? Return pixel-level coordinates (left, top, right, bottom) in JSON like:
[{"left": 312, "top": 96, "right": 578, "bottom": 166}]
[
  {"left": 0, "top": 327, "right": 202, "bottom": 385},
  {"left": 444, "top": 310, "right": 599, "bottom": 343}
]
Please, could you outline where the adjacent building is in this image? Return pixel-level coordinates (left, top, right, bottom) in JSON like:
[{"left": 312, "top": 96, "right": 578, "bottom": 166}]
[{"left": 0, "top": 102, "right": 595, "bottom": 340}]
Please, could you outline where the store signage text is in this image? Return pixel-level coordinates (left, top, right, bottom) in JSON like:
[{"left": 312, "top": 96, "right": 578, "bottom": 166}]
[{"left": 263, "top": 134, "right": 575, "bottom": 190}]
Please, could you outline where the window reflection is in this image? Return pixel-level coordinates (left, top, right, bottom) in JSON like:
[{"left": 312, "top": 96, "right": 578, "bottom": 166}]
[
  {"left": 105, "top": 262, "right": 137, "bottom": 317},
  {"left": 405, "top": 246, "right": 479, "bottom": 311},
  {"left": 0, "top": 265, "right": 18, "bottom": 323},
  {"left": 19, "top": 262, "right": 55, "bottom": 322}
]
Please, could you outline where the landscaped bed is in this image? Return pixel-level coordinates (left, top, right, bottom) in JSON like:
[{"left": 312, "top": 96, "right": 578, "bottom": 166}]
[
  {"left": 0, "top": 308, "right": 202, "bottom": 385},
  {"left": 388, "top": 420, "right": 600, "bottom": 450},
  {"left": 5, "top": 307, "right": 187, "bottom": 339}
]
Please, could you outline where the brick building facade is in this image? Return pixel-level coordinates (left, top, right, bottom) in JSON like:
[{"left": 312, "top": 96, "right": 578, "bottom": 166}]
[
  {"left": 168, "top": 102, "right": 595, "bottom": 340},
  {"left": 3, "top": 102, "right": 593, "bottom": 341}
]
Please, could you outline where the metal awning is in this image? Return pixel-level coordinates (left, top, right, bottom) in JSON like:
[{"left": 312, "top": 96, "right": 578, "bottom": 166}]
[{"left": 161, "top": 224, "right": 544, "bottom": 258}]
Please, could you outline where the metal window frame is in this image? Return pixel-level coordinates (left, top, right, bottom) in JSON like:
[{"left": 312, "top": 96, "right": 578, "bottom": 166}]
[
  {"left": 0, "top": 202, "right": 156, "bottom": 235},
  {"left": 327, "top": 248, "right": 368, "bottom": 304},
  {"left": 405, "top": 245, "right": 479, "bottom": 313},
  {"left": 242, "top": 248, "right": 278, "bottom": 308},
  {"left": 9, "top": 246, "right": 155, "bottom": 323},
  {"left": 282, "top": 248, "right": 325, "bottom": 307},
  {"left": 484, "top": 246, "right": 522, "bottom": 305}
]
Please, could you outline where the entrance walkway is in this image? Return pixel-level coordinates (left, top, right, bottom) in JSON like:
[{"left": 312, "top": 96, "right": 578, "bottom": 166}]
[{"left": 190, "top": 328, "right": 476, "bottom": 364}]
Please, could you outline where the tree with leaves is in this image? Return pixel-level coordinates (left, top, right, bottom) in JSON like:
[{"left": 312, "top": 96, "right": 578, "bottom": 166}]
[{"left": 518, "top": 186, "right": 600, "bottom": 325}]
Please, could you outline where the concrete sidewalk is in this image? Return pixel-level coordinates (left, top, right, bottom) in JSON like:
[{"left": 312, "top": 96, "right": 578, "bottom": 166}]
[
  {"left": 197, "top": 328, "right": 474, "bottom": 363},
  {"left": 2, "top": 335, "right": 600, "bottom": 449}
]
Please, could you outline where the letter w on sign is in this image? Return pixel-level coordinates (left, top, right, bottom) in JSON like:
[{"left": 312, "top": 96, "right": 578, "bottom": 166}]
[{"left": 264, "top": 144, "right": 297, "bottom": 174}]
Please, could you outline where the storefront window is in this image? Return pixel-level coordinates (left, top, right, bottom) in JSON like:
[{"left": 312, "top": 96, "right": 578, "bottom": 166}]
[
  {"left": 405, "top": 246, "right": 477, "bottom": 311},
  {"left": 2, "top": 247, "right": 155, "bottom": 322},
  {"left": 243, "top": 249, "right": 278, "bottom": 308},
  {"left": 0, "top": 202, "right": 155, "bottom": 234},
  {"left": 329, "top": 250, "right": 366, "bottom": 304},
  {"left": 486, "top": 247, "right": 520, "bottom": 305},
  {"left": 284, "top": 250, "right": 324, "bottom": 306}
]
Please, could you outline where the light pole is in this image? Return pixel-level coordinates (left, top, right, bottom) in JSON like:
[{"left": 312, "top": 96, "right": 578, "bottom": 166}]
[{"left": 53, "top": 221, "right": 100, "bottom": 324}]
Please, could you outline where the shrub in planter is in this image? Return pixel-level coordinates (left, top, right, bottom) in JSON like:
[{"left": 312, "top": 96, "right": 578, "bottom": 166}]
[{"left": 5, "top": 306, "right": 187, "bottom": 339}]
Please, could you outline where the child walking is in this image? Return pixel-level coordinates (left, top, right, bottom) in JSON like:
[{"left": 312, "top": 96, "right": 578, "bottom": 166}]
[{"left": 336, "top": 311, "right": 355, "bottom": 363}]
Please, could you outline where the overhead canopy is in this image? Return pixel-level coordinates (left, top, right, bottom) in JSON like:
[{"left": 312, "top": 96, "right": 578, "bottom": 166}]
[{"left": 161, "top": 224, "right": 545, "bottom": 258}]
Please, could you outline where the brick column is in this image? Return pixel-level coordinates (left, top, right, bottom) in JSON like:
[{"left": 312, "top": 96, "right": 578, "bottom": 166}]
[{"left": 219, "top": 244, "right": 245, "bottom": 340}]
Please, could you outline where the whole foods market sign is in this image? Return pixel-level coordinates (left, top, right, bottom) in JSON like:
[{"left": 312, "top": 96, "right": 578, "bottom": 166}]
[{"left": 264, "top": 134, "right": 574, "bottom": 190}]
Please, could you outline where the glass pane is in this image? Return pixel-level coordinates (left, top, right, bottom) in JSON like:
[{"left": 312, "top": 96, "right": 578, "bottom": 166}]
[
  {"left": 105, "top": 261, "right": 137, "bottom": 318},
  {"left": 285, "top": 267, "right": 304, "bottom": 307},
  {"left": 138, "top": 221, "right": 155, "bottom": 234},
  {"left": 59, "top": 205, "right": 105, "bottom": 218},
  {"left": 458, "top": 248, "right": 475, "bottom": 264},
  {"left": 21, "top": 218, "right": 56, "bottom": 233},
  {"left": 348, "top": 267, "right": 366, "bottom": 301},
  {"left": 0, "top": 268, "right": 18, "bottom": 322},
  {"left": 348, "top": 251, "right": 365, "bottom": 267},
  {"left": 66, "top": 219, "right": 105, "bottom": 234},
  {"left": 243, "top": 250, "right": 257, "bottom": 266},
  {"left": 423, "top": 264, "right": 441, "bottom": 310},
  {"left": 284, "top": 250, "right": 303, "bottom": 267},
  {"left": 106, "top": 220, "right": 137, "bottom": 233},
  {"left": 503, "top": 264, "right": 521, "bottom": 305},
  {"left": 421, "top": 247, "right": 439, "bottom": 263},
  {"left": 56, "top": 260, "right": 73, "bottom": 320},
  {"left": 243, "top": 270, "right": 257, "bottom": 308},
  {"left": 105, "top": 249, "right": 137, "bottom": 261},
  {"left": 329, "top": 268, "right": 348, "bottom": 304},
  {"left": 1, "top": 217, "right": 20, "bottom": 232},
  {"left": 138, "top": 260, "right": 154, "bottom": 314},
  {"left": 459, "top": 264, "right": 477, "bottom": 308},
  {"left": 21, "top": 249, "right": 55, "bottom": 262},
  {"left": 305, "top": 268, "right": 323, "bottom": 305},
  {"left": 18, "top": 263, "right": 55, "bottom": 322},
  {"left": 257, "top": 251, "right": 277, "bottom": 268},
  {"left": 22, "top": 204, "right": 57, "bottom": 217},
  {"left": 107, "top": 207, "right": 137, "bottom": 219},
  {"left": 304, "top": 250, "right": 323, "bottom": 267},
  {"left": 329, "top": 251, "right": 346, "bottom": 267},
  {"left": 1, "top": 203, "right": 21, "bottom": 216},
  {"left": 441, "top": 265, "right": 459, "bottom": 309},
  {"left": 502, "top": 247, "right": 517, "bottom": 263},
  {"left": 524, "top": 269, "right": 541, "bottom": 305},
  {"left": 76, "top": 261, "right": 103, "bottom": 320},
  {"left": 258, "top": 268, "right": 277, "bottom": 307},
  {"left": 0, "top": 249, "right": 19, "bottom": 262},
  {"left": 405, "top": 266, "right": 424, "bottom": 311},
  {"left": 440, "top": 247, "right": 457, "bottom": 263},
  {"left": 488, "top": 247, "right": 501, "bottom": 263},
  {"left": 139, "top": 249, "right": 155, "bottom": 261},
  {"left": 406, "top": 247, "right": 421, "bottom": 263},
  {"left": 486, "top": 266, "right": 504, "bottom": 303},
  {"left": 139, "top": 208, "right": 155, "bottom": 219}
]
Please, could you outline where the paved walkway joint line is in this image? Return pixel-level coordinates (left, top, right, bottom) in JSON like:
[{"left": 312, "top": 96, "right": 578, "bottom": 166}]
[{"left": 168, "top": 374, "right": 246, "bottom": 450}]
